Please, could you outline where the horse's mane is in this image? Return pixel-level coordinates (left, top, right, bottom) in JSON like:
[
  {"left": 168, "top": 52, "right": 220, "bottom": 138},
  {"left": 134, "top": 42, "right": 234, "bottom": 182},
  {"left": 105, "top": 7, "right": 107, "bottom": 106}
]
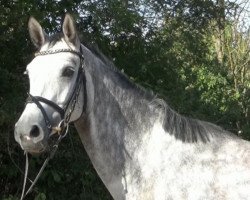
[
  {"left": 163, "top": 103, "right": 233, "bottom": 143},
  {"left": 49, "top": 33, "right": 232, "bottom": 143},
  {"left": 83, "top": 42, "right": 116, "bottom": 69},
  {"left": 85, "top": 42, "right": 234, "bottom": 143},
  {"left": 83, "top": 41, "right": 155, "bottom": 98}
]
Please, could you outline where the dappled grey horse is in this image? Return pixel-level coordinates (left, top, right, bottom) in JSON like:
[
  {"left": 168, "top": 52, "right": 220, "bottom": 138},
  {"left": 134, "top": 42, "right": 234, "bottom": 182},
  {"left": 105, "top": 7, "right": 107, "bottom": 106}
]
[{"left": 15, "top": 14, "right": 250, "bottom": 200}]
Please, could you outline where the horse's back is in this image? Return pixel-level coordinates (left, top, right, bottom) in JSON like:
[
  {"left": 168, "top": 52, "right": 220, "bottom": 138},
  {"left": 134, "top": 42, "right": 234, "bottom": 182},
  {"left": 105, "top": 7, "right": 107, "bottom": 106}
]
[
  {"left": 213, "top": 137, "right": 250, "bottom": 200},
  {"left": 128, "top": 125, "right": 250, "bottom": 200}
]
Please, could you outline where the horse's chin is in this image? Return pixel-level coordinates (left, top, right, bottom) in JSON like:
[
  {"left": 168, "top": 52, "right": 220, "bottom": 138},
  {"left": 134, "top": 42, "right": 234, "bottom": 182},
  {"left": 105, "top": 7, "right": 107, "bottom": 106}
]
[
  {"left": 24, "top": 147, "right": 47, "bottom": 156},
  {"left": 27, "top": 150, "right": 45, "bottom": 157}
]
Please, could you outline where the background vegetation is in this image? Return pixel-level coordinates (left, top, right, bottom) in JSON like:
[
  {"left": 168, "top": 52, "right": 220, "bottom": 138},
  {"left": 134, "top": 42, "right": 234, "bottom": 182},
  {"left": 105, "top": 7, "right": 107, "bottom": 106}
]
[{"left": 0, "top": 0, "right": 249, "bottom": 199}]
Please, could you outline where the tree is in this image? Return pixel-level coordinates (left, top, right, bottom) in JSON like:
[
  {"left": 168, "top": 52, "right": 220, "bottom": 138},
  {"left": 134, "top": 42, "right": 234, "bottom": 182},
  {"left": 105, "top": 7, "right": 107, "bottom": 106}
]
[{"left": 1, "top": 0, "right": 249, "bottom": 199}]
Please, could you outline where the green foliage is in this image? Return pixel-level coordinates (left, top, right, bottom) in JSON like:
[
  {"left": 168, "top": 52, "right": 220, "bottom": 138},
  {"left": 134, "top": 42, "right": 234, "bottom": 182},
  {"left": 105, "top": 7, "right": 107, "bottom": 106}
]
[{"left": 0, "top": 0, "right": 249, "bottom": 199}]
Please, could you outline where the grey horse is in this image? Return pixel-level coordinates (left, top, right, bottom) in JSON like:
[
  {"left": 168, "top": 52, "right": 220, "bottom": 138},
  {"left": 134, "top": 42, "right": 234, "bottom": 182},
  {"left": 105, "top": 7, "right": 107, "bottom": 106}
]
[{"left": 15, "top": 14, "right": 250, "bottom": 200}]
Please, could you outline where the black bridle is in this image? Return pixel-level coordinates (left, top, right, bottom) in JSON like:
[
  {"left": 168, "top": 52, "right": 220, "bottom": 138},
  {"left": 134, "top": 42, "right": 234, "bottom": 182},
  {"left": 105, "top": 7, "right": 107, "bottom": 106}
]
[
  {"left": 26, "top": 48, "right": 86, "bottom": 136},
  {"left": 20, "top": 47, "right": 87, "bottom": 200}
]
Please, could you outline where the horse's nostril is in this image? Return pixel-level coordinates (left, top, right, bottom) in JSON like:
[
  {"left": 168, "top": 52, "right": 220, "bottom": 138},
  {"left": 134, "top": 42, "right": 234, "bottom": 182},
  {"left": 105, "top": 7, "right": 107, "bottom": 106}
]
[{"left": 30, "top": 125, "right": 40, "bottom": 137}]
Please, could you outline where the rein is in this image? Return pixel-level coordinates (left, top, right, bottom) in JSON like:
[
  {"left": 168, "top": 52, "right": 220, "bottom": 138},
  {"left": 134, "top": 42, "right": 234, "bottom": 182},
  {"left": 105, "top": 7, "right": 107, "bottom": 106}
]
[{"left": 20, "top": 47, "right": 86, "bottom": 199}]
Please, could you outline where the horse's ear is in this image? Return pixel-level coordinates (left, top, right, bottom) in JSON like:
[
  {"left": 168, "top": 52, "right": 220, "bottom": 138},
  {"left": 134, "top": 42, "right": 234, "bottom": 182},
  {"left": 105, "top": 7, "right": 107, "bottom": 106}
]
[
  {"left": 28, "top": 17, "right": 46, "bottom": 48},
  {"left": 62, "top": 14, "right": 79, "bottom": 46}
]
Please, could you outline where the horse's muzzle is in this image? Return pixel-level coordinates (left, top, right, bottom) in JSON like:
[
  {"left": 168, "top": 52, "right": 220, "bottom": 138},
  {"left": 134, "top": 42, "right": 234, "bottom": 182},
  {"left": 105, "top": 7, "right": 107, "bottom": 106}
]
[{"left": 14, "top": 119, "right": 47, "bottom": 154}]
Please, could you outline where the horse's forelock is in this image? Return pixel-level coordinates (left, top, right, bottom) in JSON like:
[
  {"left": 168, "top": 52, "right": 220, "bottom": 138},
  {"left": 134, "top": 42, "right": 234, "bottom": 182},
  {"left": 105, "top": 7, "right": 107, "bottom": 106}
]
[{"left": 46, "top": 32, "right": 64, "bottom": 48}]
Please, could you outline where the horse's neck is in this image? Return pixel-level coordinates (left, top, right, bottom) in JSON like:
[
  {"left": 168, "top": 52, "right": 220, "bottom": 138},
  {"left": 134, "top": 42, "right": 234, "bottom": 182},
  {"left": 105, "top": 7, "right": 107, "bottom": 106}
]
[
  {"left": 75, "top": 51, "right": 163, "bottom": 199},
  {"left": 74, "top": 49, "right": 250, "bottom": 200}
]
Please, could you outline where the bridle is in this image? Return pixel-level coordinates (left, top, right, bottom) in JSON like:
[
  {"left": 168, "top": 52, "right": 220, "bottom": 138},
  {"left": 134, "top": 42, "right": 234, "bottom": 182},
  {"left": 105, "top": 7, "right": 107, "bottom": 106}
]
[
  {"left": 20, "top": 47, "right": 87, "bottom": 199},
  {"left": 26, "top": 48, "right": 85, "bottom": 135}
]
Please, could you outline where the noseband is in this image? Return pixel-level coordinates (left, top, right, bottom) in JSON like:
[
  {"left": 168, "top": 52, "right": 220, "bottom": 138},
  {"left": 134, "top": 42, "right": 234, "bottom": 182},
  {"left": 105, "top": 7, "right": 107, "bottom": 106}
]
[
  {"left": 21, "top": 47, "right": 87, "bottom": 200},
  {"left": 26, "top": 48, "right": 86, "bottom": 136}
]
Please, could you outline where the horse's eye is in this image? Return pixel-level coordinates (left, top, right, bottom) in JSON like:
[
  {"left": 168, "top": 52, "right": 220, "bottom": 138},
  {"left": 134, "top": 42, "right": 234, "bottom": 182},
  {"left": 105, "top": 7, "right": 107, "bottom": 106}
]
[{"left": 62, "top": 67, "right": 75, "bottom": 77}]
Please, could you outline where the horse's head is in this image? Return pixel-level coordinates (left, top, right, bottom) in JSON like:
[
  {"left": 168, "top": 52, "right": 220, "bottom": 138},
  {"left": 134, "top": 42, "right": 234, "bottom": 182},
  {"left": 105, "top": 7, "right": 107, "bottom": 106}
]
[{"left": 14, "top": 14, "right": 84, "bottom": 154}]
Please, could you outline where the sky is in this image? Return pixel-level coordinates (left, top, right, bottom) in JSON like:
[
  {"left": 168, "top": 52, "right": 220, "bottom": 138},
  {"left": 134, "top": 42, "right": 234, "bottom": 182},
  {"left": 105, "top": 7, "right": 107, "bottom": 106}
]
[{"left": 234, "top": 0, "right": 250, "bottom": 31}]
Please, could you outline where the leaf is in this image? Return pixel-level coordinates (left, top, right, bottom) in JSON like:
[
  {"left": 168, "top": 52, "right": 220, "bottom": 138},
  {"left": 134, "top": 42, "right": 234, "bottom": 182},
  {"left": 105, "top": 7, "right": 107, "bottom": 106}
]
[
  {"left": 52, "top": 171, "right": 61, "bottom": 183},
  {"left": 34, "top": 193, "right": 46, "bottom": 200}
]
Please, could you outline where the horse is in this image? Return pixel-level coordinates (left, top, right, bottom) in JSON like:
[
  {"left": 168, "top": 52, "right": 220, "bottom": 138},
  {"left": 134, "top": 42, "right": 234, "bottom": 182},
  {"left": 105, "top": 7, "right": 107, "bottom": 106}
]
[{"left": 14, "top": 14, "right": 250, "bottom": 200}]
